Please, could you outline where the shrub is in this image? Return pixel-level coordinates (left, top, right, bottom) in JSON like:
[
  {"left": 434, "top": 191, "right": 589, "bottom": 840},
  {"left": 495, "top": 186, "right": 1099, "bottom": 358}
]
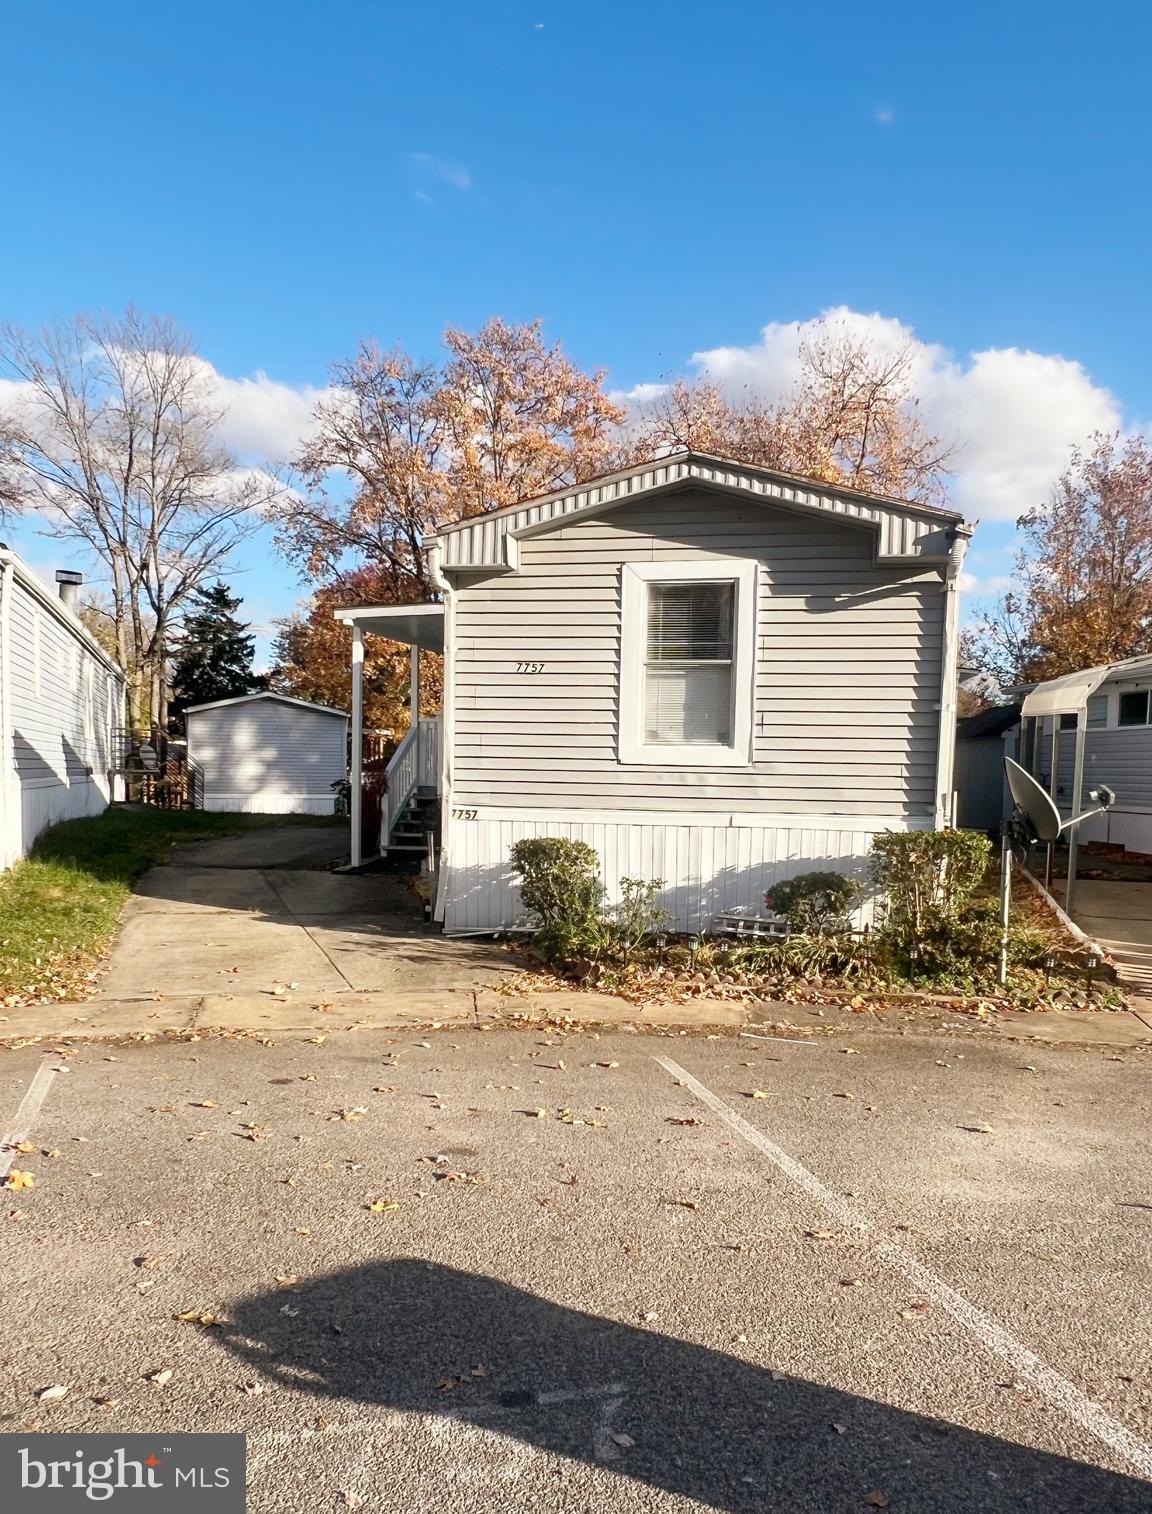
[
  {"left": 870, "top": 829, "right": 994, "bottom": 981},
  {"left": 509, "top": 837, "right": 604, "bottom": 926},
  {"left": 765, "top": 871, "right": 858, "bottom": 935},
  {"left": 612, "top": 877, "right": 673, "bottom": 960}
]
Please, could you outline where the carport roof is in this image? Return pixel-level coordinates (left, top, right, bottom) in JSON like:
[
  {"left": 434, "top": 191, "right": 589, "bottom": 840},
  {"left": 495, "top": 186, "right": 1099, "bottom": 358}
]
[
  {"left": 332, "top": 603, "right": 444, "bottom": 651},
  {"left": 1021, "top": 653, "right": 1152, "bottom": 718}
]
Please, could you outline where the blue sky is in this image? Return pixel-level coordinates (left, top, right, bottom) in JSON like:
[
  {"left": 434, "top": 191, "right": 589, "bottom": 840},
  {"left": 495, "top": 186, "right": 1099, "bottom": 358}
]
[{"left": 2, "top": 0, "right": 1149, "bottom": 661}]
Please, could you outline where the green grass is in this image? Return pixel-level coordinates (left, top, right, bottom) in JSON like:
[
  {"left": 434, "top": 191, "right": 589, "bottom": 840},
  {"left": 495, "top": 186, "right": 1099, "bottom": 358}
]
[{"left": 0, "top": 807, "right": 341, "bottom": 1005}]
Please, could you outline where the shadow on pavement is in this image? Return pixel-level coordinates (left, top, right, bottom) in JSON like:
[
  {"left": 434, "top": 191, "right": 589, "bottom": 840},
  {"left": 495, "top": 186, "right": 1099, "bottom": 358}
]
[{"left": 223, "top": 1258, "right": 1151, "bottom": 1513}]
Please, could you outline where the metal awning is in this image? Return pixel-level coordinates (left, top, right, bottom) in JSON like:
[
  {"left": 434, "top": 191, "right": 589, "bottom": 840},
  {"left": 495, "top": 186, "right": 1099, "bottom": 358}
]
[
  {"left": 1020, "top": 652, "right": 1152, "bottom": 718},
  {"left": 333, "top": 603, "right": 444, "bottom": 652}
]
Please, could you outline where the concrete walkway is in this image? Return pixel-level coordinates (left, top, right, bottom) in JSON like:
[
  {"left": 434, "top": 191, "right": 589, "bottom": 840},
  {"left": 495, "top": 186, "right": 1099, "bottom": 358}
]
[
  {"left": 94, "top": 826, "right": 510, "bottom": 1002},
  {"left": 1063, "top": 879, "right": 1152, "bottom": 993}
]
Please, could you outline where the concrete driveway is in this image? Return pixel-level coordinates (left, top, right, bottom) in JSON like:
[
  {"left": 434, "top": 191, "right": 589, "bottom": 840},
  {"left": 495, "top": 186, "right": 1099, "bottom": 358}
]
[
  {"left": 1067, "top": 880, "right": 1152, "bottom": 993},
  {"left": 96, "top": 826, "right": 509, "bottom": 1003}
]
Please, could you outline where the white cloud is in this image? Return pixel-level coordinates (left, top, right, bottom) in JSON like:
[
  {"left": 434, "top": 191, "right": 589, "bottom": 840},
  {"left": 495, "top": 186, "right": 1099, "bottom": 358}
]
[
  {"left": 680, "top": 307, "right": 1127, "bottom": 522},
  {"left": 959, "top": 571, "right": 1015, "bottom": 597},
  {"left": 199, "top": 364, "right": 329, "bottom": 462},
  {"left": 409, "top": 151, "right": 472, "bottom": 190},
  {"left": 874, "top": 106, "right": 895, "bottom": 125}
]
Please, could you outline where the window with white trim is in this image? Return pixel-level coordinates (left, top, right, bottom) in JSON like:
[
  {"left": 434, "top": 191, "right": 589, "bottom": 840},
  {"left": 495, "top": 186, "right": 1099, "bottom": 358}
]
[
  {"left": 619, "top": 560, "right": 756, "bottom": 767},
  {"left": 1118, "top": 690, "right": 1151, "bottom": 727}
]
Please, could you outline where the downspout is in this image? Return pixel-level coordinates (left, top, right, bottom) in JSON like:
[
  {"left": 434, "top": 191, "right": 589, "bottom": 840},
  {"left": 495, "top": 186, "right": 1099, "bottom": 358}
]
[
  {"left": 0, "top": 554, "right": 13, "bottom": 869},
  {"left": 427, "top": 539, "right": 453, "bottom": 924},
  {"left": 934, "top": 527, "right": 971, "bottom": 829}
]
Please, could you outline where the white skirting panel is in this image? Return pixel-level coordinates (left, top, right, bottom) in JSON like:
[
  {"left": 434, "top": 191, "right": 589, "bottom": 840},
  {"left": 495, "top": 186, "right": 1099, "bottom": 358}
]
[
  {"left": 1, "top": 775, "right": 112, "bottom": 871},
  {"left": 203, "top": 792, "right": 338, "bottom": 816},
  {"left": 439, "top": 808, "right": 929, "bottom": 934}
]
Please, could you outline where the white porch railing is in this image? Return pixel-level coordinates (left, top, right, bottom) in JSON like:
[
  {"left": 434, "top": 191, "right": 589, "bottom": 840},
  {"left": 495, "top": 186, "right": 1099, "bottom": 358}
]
[{"left": 380, "top": 716, "right": 441, "bottom": 852}]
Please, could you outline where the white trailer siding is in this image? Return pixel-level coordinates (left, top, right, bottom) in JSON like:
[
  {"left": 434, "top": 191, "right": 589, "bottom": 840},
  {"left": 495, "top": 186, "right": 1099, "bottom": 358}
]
[
  {"left": 185, "top": 695, "right": 348, "bottom": 814},
  {"left": 441, "top": 807, "right": 929, "bottom": 934},
  {"left": 0, "top": 554, "right": 124, "bottom": 869}
]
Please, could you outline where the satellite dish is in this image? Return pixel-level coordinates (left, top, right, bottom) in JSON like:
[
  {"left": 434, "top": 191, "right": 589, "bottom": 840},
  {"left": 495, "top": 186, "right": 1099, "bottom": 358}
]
[{"left": 1004, "top": 758, "right": 1062, "bottom": 843}]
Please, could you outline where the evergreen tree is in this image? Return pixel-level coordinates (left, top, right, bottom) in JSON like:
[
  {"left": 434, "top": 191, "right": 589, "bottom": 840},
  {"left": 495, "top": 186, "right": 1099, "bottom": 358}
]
[{"left": 169, "top": 581, "right": 264, "bottom": 732}]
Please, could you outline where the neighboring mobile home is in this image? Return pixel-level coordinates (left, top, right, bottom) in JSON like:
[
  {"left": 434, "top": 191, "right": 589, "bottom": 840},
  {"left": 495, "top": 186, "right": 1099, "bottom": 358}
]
[
  {"left": 1017, "top": 653, "right": 1152, "bottom": 858},
  {"left": 0, "top": 550, "right": 125, "bottom": 869},
  {"left": 185, "top": 692, "right": 349, "bottom": 815},
  {"left": 338, "top": 452, "right": 971, "bottom": 932}
]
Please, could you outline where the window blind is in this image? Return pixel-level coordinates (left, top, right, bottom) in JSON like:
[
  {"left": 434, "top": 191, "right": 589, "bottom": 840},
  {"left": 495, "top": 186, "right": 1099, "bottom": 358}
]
[{"left": 644, "top": 581, "right": 735, "bottom": 745}]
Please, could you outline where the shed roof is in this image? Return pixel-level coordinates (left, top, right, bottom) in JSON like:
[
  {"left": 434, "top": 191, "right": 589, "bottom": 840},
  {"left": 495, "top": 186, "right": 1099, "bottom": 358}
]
[
  {"left": 956, "top": 704, "right": 1021, "bottom": 740},
  {"left": 183, "top": 691, "right": 349, "bottom": 718}
]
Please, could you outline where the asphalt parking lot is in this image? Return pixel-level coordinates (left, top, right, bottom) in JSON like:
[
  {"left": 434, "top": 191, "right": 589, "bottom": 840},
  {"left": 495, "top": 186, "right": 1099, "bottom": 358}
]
[{"left": 1, "top": 1026, "right": 1150, "bottom": 1512}]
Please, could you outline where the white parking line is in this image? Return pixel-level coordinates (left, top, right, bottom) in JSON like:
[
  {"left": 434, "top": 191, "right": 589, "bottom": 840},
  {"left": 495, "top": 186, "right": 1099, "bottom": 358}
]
[
  {"left": 654, "top": 1054, "right": 1152, "bottom": 1482},
  {"left": 0, "top": 1058, "right": 61, "bottom": 1181}
]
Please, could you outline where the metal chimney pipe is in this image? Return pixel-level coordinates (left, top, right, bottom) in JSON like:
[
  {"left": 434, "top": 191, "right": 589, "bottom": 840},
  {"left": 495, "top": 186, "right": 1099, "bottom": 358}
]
[{"left": 55, "top": 568, "right": 83, "bottom": 612}]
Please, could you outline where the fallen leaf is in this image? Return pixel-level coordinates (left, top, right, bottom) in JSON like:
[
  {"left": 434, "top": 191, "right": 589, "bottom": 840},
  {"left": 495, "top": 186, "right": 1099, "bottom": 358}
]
[
  {"left": 279, "top": 1304, "right": 300, "bottom": 1318},
  {"left": 864, "top": 1494, "right": 889, "bottom": 1509},
  {"left": 93, "top": 1395, "right": 119, "bottom": 1408},
  {"left": 471, "top": 1363, "right": 490, "bottom": 1378},
  {"left": 596, "top": 1061, "right": 620, "bottom": 1069},
  {"left": 239, "top": 1380, "right": 265, "bottom": 1397},
  {"left": 367, "top": 1199, "right": 402, "bottom": 1214},
  {"left": 275, "top": 1274, "right": 299, "bottom": 1288},
  {"left": 610, "top": 1432, "right": 635, "bottom": 1449},
  {"left": 144, "top": 1368, "right": 174, "bottom": 1386},
  {"left": 666, "top": 1117, "right": 704, "bottom": 1127},
  {"left": 176, "top": 1310, "right": 227, "bottom": 1327},
  {"left": 12, "top": 1139, "right": 37, "bottom": 1154},
  {"left": 339, "top": 1494, "right": 364, "bottom": 1510},
  {"left": 747, "top": 1090, "right": 769, "bottom": 1100},
  {"left": 35, "top": 1384, "right": 70, "bottom": 1402},
  {"left": 5, "top": 1170, "right": 35, "bottom": 1191},
  {"left": 191, "top": 1099, "right": 217, "bottom": 1109}
]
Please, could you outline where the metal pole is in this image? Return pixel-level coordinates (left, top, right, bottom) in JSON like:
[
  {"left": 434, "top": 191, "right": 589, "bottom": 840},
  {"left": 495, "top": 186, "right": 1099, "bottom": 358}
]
[
  {"left": 1045, "top": 715, "right": 1060, "bottom": 895},
  {"left": 1064, "top": 709, "right": 1088, "bottom": 919},
  {"left": 998, "top": 820, "right": 1011, "bottom": 987},
  {"left": 350, "top": 625, "right": 364, "bottom": 868}
]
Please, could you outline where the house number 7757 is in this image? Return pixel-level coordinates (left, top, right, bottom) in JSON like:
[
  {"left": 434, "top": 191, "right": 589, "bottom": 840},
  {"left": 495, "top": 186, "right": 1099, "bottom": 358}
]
[{"left": 515, "top": 661, "right": 545, "bottom": 674}]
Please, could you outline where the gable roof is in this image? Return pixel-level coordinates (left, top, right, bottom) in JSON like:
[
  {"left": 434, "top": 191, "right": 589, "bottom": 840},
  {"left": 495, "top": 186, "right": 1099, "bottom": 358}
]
[
  {"left": 184, "top": 691, "right": 349, "bottom": 719},
  {"left": 425, "top": 450, "right": 968, "bottom": 572}
]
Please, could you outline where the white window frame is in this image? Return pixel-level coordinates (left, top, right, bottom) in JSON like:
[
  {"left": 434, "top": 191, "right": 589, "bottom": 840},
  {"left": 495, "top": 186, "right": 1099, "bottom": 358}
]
[{"left": 619, "top": 559, "right": 757, "bottom": 768}]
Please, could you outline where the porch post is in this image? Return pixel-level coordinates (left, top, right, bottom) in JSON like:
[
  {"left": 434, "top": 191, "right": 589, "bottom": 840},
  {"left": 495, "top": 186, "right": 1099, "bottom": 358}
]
[
  {"left": 350, "top": 624, "right": 364, "bottom": 868},
  {"left": 410, "top": 642, "right": 420, "bottom": 772},
  {"left": 1064, "top": 709, "right": 1088, "bottom": 919}
]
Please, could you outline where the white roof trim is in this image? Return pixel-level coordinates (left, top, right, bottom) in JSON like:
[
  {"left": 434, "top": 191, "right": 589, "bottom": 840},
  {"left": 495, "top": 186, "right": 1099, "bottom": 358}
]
[
  {"left": 426, "top": 450, "right": 965, "bottom": 539},
  {"left": 184, "top": 691, "right": 349, "bottom": 718},
  {"left": 333, "top": 603, "right": 444, "bottom": 651},
  {"left": 1020, "top": 653, "right": 1152, "bottom": 717},
  {"left": 0, "top": 549, "right": 125, "bottom": 679}
]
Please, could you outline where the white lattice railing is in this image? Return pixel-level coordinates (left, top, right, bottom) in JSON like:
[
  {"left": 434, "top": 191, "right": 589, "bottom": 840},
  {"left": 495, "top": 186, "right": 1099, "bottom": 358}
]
[
  {"left": 418, "top": 716, "right": 441, "bottom": 791},
  {"left": 380, "top": 717, "right": 441, "bottom": 851}
]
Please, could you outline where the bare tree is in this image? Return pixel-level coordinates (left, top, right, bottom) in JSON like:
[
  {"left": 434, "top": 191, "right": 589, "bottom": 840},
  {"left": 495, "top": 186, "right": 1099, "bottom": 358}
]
[{"left": 0, "top": 310, "right": 281, "bottom": 733}]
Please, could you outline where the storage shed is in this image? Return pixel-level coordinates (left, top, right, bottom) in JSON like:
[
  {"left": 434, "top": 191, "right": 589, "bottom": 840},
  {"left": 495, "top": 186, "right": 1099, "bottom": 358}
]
[{"left": 184, "top": 693, "right": 349, "bottom": 815}]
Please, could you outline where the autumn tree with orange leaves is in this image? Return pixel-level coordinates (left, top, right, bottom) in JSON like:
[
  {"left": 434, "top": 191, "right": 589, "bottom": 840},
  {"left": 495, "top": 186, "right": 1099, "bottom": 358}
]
[
  {"left": 626, "top": 321, "right": 953, "bottom": 505},
  {"left": 274, "top": 319, "right": 624, "bottom": 597},
  {"left": 271, "top": 319, "right": 623, "bottom": 721},
  {"left": 971, "top": 432, "right": 1152, "bottom": 685}
]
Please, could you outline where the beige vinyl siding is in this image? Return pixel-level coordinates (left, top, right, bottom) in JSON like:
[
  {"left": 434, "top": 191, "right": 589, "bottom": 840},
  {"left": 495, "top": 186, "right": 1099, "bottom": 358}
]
[
  {"left": 187, "top": 698, "right": 347, "bottom": 813},
  {"left": 451, "top": 492, "right": 944, "bottom": 817}
]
